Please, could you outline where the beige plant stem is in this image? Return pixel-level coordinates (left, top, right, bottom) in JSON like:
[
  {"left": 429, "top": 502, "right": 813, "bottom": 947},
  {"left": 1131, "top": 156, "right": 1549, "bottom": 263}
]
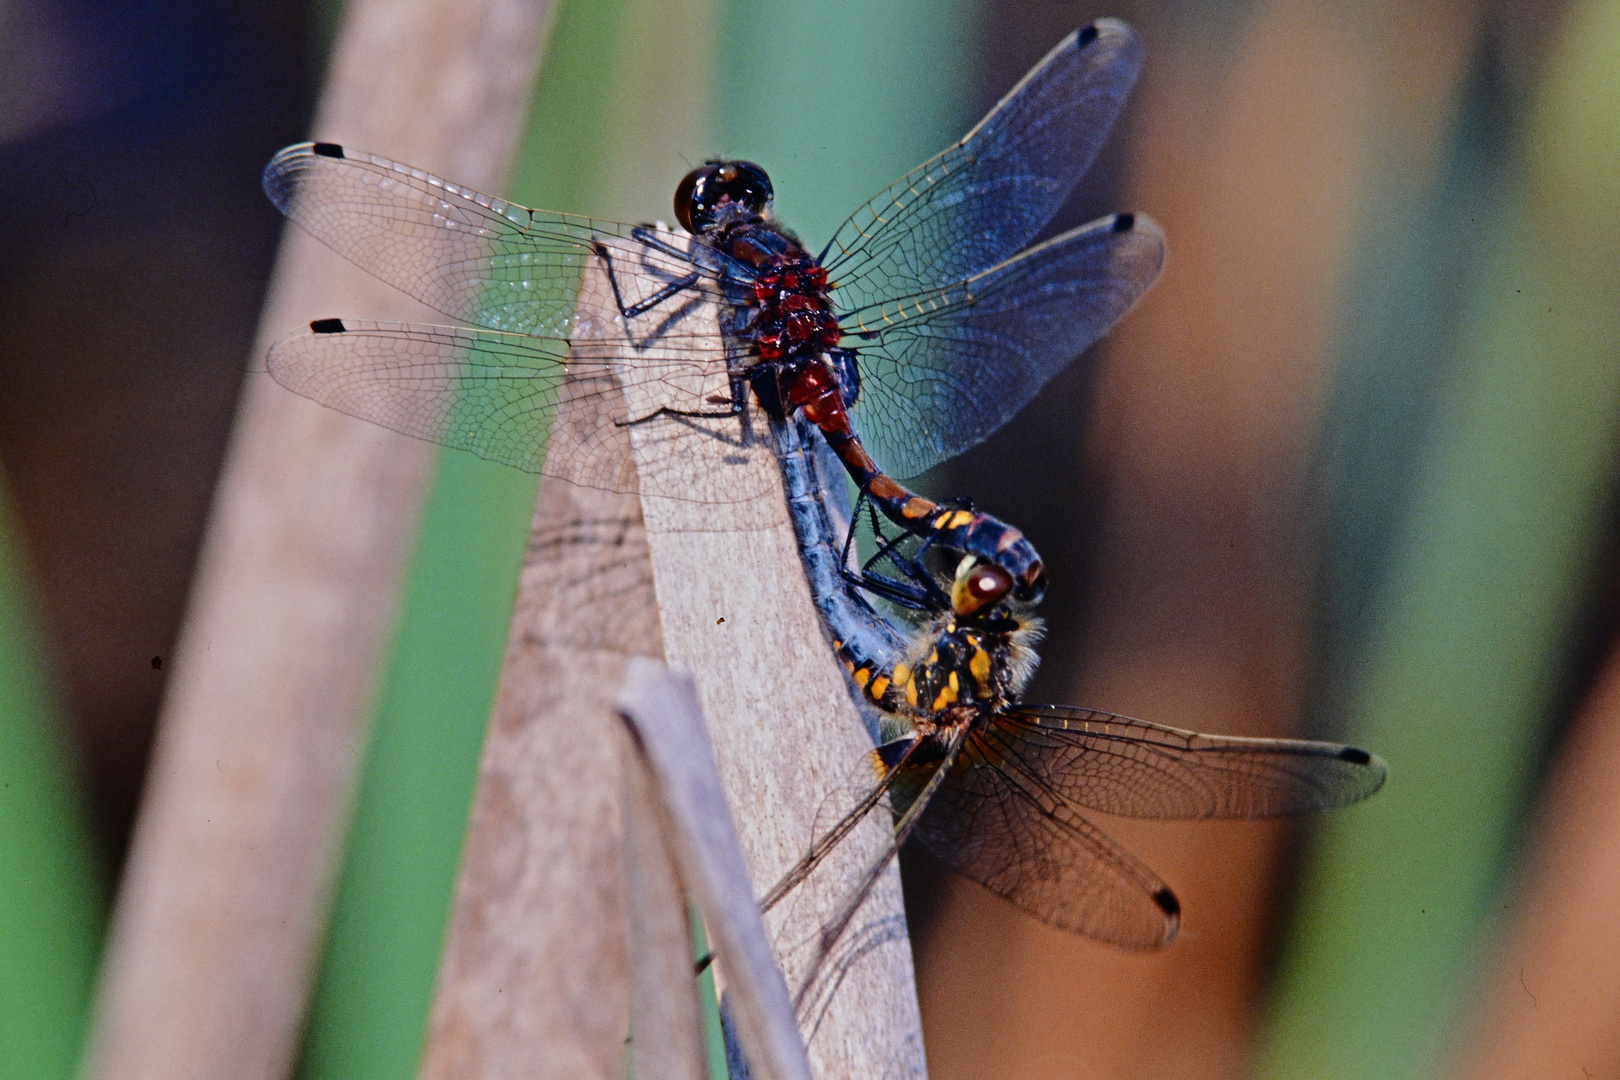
[
  {"left": 418, "top": 242, "right": 928, "bottom": 1077},
  {"left": 84, "top": 3, "right": 554, "bottom": 1078}
]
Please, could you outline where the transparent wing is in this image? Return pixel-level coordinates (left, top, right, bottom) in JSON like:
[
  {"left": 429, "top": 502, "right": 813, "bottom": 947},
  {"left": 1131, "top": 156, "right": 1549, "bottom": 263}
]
[
  {"left": 822, "top": 19, "right": 1142, "bottom": 309},
  {"left": 987, "top": 704, "right": 1389, "bottom": 820},
  {"left": 265, "top": 319, "right": 761, "bottom": 501},
  {"left": 846, "top": 212, "right": 1165, "bottom": 478},
  {"left": 263, "top": 142, "right": 732, "bottom": 337},
  {"left": 911, "top": 731, "right": 1180, "bottom": 949},
  {"left": 782, "top": 734, "right": 1178, "bottom": 950},
  {"left": 764, "top": 745, "right": 899, "bottom": 917},
  {"left": 766, "top": 744, "right": 915, "bottom": 1023}
]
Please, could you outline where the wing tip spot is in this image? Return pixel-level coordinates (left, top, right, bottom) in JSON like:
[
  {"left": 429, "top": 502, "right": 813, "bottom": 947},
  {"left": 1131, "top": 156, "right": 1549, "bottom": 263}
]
[
  {"left": 1154, "top": 886, "right": 1180, "bottom": 918},
  {"left": 310, "top": 318, "right": 347, "bottom": 334},
  {"left": 1338, "top": 747, "right": 1372, "bottom": 766},
  {"left": 1112, "top": 212, "right": 1135, "bottom": 233},
  {"left": 1079, "top": 23, "right": 1100, "bottom": 47},
  {"left": 312, "top": 142, "right": 345, "bottom": 159}
]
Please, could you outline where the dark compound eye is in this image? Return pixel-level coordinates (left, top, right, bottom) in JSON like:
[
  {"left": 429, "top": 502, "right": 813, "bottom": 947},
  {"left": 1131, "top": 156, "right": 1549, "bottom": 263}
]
[
  {"left": 1016, "top": 563, "right": 1048, "bottom": 604},
  {"left": 673, "top": 165, "right": 711, "bottom": 233},
  {"left": 674, "top": 160, "right": 773, "bottom": 233},
  {"left": 952, "top": 561, "right": 1014, "bottom": 619}
]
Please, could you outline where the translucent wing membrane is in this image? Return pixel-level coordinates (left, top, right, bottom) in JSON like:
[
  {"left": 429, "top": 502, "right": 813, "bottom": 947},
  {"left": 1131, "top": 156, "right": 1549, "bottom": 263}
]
[
  {"left": 259, "top": 31, "right": 1160, "bottom": 504},
  {"left": 763, "top": 745, "right": 903, "bottom": 916},
  {"left": 263, "top": 131, "right": 1164, "bottom": 486},
  {"left": 262, "top": 143, "right": 732, "bottom": 337},
  {"left": 848, "top": 213, "right": 1165, "bottom": 478},
  {"left": 822, "top": 19, "right": 1142, "bottom": 310},
  {"left": 765, "top": 744, "right": 916, "bottom": 1022},
  {"left": 907, "top": 747, "right": 1180, "bottom": 948},
  {"left": 270, "top": 320, "right": 576, "bottom": 472},
  {"left": 786, "top": 733, "right": 1178, "bottom": 951},
  {"left": 265, "top": 319, "right": 762, "bottom": 500},
  {"left": 990, "top": 705, "right": 1389, "bottom": 819},
  {"left": 778, "top": 708, "right": 1383, "bottom": 951}
]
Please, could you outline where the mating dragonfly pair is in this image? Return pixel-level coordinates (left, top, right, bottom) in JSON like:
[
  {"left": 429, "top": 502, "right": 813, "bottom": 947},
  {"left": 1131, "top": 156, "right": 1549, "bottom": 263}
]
[{"left": 263, "top": 17, "right": 1384, "bottom": 987}]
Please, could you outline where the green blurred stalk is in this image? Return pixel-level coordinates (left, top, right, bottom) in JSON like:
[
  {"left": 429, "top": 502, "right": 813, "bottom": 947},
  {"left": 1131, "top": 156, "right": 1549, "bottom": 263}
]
[
  {"left": 1251, "top": 4, "right": 1620, "bottom": 1079},
  {"left": 0, "top": 480, "right": 105, "bottom": 1080},
  {"left": 294, "top": 457, "right": 534, "bottom": 1080},
  {"left": 295, "top": 1, "right": 719, "bottom": 1077},
  {"left": 717, "top": 0, "right": 979, "bottom": 245}
]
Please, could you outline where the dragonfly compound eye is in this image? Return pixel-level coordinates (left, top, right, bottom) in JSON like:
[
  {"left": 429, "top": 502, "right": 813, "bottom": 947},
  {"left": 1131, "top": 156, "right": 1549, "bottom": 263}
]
[
  {"left": 952, "top": 561, "right": 1014, "bottom": 619},
  {"left": 675, "top": 160, "right": 774, "bottom": 233}
]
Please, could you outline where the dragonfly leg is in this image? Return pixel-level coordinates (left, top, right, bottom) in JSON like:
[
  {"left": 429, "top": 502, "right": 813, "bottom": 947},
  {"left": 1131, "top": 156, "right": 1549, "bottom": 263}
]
[
  {"left": 615, "top": 368, "right": 750, "bottom": 430},
  {"left": 845, "top": 566, "right": 934, "bottom": 612},
  {"left": 839, "top": 490, "right": 950, "bottom": 610},
  {"left": 628, "top": 224, "right": 709, "bottom": 265},
  {"left": 593, "top": 238, "right": 703, "bottom": 325},
  {"left": 621, "top": 273, "right": 702, "bottom": 321}
]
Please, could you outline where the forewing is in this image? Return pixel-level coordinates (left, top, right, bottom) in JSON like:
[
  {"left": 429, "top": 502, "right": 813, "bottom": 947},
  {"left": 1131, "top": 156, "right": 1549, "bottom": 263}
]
[
  {"left": 914, "top": 729, "right": 1179, "bottom": 949},
  {"left": 822, "top": 19, "right": 1142, "bottom": 309},
  {"left": 266, "top": 319, "right": 726, "bottom": 492},
  {"left": 263, "top": 142, "right": 720, "bottom": 336},
  {"left": 987, "top": 704, "right": 1389, "bottom": 820},
  {"left": 848, "top": 212, "right": 1164, "bottom": 478}
]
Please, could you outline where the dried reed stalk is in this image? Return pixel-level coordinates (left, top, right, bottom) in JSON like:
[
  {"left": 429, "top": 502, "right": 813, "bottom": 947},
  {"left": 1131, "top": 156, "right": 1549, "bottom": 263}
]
[{"left": 419, "top": 249, "right": 927, "bottom": 1077}]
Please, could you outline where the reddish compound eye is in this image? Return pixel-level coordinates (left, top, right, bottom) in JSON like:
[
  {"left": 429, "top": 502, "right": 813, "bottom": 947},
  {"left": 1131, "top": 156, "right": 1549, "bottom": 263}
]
[{"left": 952, "top": 561, "right": 1013, "bottom": 618}]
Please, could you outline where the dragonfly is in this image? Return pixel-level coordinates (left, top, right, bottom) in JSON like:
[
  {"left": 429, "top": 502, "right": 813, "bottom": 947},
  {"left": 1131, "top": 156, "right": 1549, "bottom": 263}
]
[
  {"left": 764, "top": 412, "right": 1387, "bottom": 1009},
  {"left": 260, "top": 18, "right": 1163, "bottom": 604}
]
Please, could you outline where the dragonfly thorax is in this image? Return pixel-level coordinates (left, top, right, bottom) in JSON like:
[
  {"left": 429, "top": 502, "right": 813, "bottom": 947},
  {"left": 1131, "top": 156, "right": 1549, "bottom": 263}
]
[
  {"left": 878, "top": 598, "right": 1043, "bottom": 726},
  {"left": 751, "top": 254, "right": 839, "bottom": 361}
]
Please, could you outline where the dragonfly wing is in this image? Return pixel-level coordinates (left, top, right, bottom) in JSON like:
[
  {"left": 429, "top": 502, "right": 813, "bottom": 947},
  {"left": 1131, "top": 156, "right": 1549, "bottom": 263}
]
[
  {"left": 766, "top": 744, "right": 914, "bottom": 1013},
  {"left": 822, "top": 19, "right": 1142, "bottom": 308},
  {"left": 915, "top": 729, "right": 1180, "bottom": 949},
  {"left": 266, "top": 319, "right": 728, "bottom": 492},
  {"left": 986, "top": 704, "right": 1388, "bottom": 820},
  {"left": 263, "top": 143, "right": 723, "bottom": 337},
  {"left": 848, "top": 212, "right": 1164, "bottom": 478}
]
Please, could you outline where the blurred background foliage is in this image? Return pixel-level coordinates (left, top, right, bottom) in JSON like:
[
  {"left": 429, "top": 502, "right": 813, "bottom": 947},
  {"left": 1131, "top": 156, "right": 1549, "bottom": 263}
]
[{"left": 3, "top": 0, "right": 1620, "bottom": 1078}]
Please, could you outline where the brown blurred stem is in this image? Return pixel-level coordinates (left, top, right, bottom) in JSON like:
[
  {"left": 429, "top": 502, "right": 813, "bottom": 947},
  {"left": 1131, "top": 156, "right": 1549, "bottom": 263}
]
[{"left": 82, "top": 2, "right": 554, "bottom": 1078}]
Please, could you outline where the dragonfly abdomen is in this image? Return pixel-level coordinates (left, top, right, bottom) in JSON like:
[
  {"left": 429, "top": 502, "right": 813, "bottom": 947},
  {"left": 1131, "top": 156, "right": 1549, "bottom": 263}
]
[{"left": 775, "top": 357, "right": 1048, "bottom": 603}]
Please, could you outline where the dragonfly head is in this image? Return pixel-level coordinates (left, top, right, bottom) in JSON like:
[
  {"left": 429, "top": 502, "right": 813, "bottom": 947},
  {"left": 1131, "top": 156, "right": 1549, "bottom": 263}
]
[
  {"left": 943, "top": 558, "right": 1045, "bottom": 701},
  {"left": 676, "top": 160, "right": 774, "bottom": 234}
]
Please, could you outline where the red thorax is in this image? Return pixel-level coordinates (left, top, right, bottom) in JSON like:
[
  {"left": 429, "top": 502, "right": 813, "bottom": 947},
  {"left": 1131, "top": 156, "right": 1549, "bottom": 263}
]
[{"left": 751, "top": 254, "right": 840, "bottom": 361}]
